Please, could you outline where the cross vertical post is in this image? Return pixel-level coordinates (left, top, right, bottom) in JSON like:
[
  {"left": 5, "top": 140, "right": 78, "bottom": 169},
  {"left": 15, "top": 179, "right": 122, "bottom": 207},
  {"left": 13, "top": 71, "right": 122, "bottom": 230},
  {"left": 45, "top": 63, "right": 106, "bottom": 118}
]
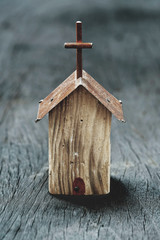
[
  {"left": 76, "top": 21, "right": 82, "bottom": 78},
  {"left": 64, "top": 21, "right": 93, "bottom": 79}
]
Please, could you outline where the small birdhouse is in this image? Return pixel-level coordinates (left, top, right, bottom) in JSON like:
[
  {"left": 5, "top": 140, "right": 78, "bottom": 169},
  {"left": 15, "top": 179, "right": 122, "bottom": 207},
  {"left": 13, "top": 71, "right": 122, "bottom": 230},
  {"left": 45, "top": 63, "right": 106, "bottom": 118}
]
[{"left": 36, "top": 21, "right": 124, "bottom": 195}]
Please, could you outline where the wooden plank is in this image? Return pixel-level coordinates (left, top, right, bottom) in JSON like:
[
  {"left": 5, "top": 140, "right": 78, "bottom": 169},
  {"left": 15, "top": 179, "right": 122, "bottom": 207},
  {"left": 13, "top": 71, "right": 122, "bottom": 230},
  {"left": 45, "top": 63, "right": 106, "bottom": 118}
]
[
  {"left": 36, "top": 71, "right": 76, "bottom": 121},
  {"left": 49, "top": 86, "right": 111, "bottom": 195},
  {"left": 82, "top": 70, "right": 125, "bottom": 122},
  {"left": 36, "top": 70, "right": 124, "bottom": 122}
]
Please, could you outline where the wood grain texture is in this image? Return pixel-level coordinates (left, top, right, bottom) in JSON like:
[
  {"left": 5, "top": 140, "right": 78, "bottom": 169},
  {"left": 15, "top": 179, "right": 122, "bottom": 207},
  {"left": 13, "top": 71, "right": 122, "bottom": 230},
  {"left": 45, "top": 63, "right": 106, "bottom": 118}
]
[
  {"left": 1, "top": 1, "right": 160, "bottom": 239},
  {"left": 49, "top": 86, "right": 111, "bottom": 195},
  {"left": 36, "top": 70, "right": 124, "bottom": 121}
]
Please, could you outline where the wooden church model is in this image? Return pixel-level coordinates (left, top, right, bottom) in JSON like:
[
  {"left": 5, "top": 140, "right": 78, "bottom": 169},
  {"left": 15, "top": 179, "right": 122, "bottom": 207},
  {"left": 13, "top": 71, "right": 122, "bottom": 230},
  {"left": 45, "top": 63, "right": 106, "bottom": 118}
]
[{"left": 36, "top": 21, "right": 124, "bottom": 195}]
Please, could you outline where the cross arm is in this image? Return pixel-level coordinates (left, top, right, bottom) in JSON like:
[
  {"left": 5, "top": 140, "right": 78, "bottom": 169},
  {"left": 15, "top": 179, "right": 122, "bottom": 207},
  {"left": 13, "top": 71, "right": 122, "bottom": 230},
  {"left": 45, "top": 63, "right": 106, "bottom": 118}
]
[
  {"left": 64, "top": 21, "right": 92, "bottom": 78},
  {"left": 64, "top": 42, "right": 93, "bottom": 49}
]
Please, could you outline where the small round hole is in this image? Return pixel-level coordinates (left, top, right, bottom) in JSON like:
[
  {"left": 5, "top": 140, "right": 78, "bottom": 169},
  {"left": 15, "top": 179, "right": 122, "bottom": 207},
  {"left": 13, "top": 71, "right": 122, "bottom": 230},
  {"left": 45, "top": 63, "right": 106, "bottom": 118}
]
[
  {"left": 80, "top": 119, "right": 83, "bottom": 122},
  {"left": 74, "top": 186, "right": 79, "bottom": 192}
]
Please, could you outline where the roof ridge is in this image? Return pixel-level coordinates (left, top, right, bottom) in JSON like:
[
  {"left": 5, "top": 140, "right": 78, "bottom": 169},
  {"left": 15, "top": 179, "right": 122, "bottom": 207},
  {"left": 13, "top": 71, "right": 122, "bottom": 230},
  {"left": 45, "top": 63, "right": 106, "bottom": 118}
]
[{"left": 35, "top": 70, "right": 124, "bottom": 122}]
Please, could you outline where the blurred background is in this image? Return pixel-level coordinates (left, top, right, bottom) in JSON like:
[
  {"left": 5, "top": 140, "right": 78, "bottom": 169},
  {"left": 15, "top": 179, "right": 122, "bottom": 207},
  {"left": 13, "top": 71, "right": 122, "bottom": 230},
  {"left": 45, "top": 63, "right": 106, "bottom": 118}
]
[
  {"left": 0, "top": 0, "right": 160, "bottom": 239},
  {"left": 1, "top": 0, "right": 160, "bottom": 97}
]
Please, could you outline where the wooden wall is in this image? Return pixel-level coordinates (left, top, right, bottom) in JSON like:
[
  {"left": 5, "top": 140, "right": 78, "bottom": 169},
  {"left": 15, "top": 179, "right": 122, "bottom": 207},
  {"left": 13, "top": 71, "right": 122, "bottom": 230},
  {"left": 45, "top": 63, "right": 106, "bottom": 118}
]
[{"left": 49, "top": 86, "right": 112, "bottom": 195}]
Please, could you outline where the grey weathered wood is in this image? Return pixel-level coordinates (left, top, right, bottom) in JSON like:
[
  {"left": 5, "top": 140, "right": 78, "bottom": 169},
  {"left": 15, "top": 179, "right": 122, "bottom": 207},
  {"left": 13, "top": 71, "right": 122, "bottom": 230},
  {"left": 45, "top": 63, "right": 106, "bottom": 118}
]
[{"left": 0, "top": 0, "right": 160, "bottom": 239}]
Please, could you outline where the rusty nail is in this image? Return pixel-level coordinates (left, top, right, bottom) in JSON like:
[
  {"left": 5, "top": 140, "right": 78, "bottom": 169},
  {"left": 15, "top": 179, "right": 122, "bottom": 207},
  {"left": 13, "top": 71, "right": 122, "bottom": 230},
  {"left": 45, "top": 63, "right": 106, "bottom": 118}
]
[{"left": 35, "top": 118, "right": 40, "bottom": 123}]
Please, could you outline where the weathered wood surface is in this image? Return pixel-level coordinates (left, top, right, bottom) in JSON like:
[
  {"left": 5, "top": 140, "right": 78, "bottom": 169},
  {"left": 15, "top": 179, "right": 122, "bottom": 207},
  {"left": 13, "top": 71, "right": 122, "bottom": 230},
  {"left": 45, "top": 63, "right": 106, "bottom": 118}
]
[
  {"left": 0, "top": 0, "right": 160, "bottom": 239},
  {"left": 49, "top": 86, "right": 111, "bottom": 195},
  {"left": 36, "top": 70, "right": 124, "bottom": 121}
]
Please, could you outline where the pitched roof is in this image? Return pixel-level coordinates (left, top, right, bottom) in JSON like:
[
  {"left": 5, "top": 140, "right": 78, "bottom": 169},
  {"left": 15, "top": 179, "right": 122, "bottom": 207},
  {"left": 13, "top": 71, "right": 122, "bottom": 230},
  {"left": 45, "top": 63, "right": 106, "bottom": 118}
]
[{"left": 36, "top": 70, "right": 125, "bottom": 122}]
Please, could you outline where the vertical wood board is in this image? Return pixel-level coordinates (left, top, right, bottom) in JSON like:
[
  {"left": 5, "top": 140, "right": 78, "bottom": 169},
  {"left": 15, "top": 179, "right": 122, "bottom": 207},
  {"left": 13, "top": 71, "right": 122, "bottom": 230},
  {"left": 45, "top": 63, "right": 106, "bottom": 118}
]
[{"left": 49, "top": 86, "right": 111, "bottom": 195}]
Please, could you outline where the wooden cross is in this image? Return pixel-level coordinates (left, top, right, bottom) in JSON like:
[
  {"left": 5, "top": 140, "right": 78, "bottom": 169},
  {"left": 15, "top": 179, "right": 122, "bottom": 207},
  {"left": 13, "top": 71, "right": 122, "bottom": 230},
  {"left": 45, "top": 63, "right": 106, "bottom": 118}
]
[{"left": 64, "top": 21, "right": 93, "bottom": 79}]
